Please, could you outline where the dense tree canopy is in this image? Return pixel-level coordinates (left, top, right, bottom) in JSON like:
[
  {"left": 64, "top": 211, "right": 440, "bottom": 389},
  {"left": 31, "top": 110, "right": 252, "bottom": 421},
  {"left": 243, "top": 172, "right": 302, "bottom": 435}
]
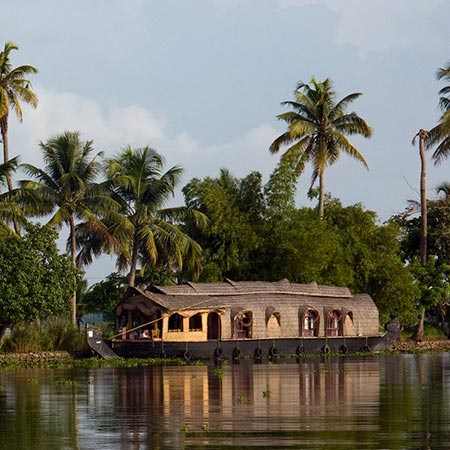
[
  {"left": 184, "top": 169, "right": 418, "bottom": 325},
  {"left": 0, "top": 225, "right": 75, "bottom": 335}
]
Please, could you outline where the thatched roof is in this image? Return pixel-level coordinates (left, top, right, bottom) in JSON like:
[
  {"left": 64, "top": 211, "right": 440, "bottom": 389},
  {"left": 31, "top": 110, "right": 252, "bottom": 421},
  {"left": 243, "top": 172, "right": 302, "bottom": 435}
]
[
  {"left": 116, "top": 279, "right": 375, "bottom": 316},
  {"left": 148, "top": 279, "right": 351, "bottom": 298}
]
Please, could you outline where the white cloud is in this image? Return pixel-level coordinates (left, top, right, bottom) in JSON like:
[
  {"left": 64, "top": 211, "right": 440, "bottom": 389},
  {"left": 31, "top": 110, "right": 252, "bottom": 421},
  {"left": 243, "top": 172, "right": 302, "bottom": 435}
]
[
  {"left": 9, "top": 86, "right": 278, "bottom": 183},
  {"left": 9, "top": 87, "right": 171, "bottom": 165},
  {"left": 278, "top": 0, "right": 447, "bottom": 56}
]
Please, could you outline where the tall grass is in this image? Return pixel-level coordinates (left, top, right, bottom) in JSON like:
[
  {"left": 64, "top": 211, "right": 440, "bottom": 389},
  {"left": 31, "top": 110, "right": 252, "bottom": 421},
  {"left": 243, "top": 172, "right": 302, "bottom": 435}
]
[{"left": 1, "top": 318, "right": 88, "bottom": 353}]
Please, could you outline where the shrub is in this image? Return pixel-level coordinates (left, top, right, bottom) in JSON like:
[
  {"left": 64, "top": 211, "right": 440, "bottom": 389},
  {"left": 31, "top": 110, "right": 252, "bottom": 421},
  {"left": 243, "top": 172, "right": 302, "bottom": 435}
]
[{"left": 1, "top": 318, "right": 88, "bottom": 353}]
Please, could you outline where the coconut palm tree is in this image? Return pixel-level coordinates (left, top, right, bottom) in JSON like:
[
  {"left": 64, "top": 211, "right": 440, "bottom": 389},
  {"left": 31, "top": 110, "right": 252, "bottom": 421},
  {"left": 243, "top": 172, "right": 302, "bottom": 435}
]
[
  {"left": 77, "top": 146, "right": 206, "bottom": 287},
  {"left": 0, "top": 156, "right": 25, "bottom": 237},
  {"left": 427, "top": 61, "right": 450, "bottom": 164},
  {"left": 17, "top": 131, "right": 115, "bottom": 324},
  {"left": 436, "top": 181, "right": 450, "bottom": 201},
  {"left": 269, "top": 77, "right": 372, "bottom": 218},
  {"left": 412, "top": 129, "right": 429, "bottom": 341},
  {"left": 0, "top": 41, "right": 38, "bottom": 191}
]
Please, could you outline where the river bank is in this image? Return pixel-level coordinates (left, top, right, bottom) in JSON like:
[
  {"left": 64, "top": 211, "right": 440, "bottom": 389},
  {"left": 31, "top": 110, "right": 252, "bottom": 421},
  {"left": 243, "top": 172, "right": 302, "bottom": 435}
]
[{"left": 393, "top": 339, "right": 450, "bottom": 352}]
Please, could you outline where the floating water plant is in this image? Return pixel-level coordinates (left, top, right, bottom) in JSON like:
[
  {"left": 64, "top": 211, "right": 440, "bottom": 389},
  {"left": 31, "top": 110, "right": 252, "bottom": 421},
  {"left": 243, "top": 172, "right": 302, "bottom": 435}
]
[
  {"left": 55, "top": 378, "right": 77, "bottom": 386},
  {"left": 238, "top": 395, "right": 248, "bottom": 404}
]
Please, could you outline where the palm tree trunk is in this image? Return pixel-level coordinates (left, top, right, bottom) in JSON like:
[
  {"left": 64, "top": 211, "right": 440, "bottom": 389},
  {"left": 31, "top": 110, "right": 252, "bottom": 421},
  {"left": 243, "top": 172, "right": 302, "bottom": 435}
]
[
  {"left": 319, "top": 169, "right": 325, "bottom": 219},
  {"left": 0, "top": 116, "right": 13, "bottom": 192},
  {"left": 68, "top": 215, "right": 77, "bottom": 326},
  {"left": 419, "top": 129, "right": 428, "bottom": 267},
  {"left": 414, "top": 129, "right": 428, "bottom": 342},
  {"left": 128, "top": 241, "right": 139, "bottom": 287}
]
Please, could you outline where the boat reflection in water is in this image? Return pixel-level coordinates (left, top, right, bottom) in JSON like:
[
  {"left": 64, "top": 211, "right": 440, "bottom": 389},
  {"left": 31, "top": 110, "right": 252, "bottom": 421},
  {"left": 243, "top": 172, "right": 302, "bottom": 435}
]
[
  {"left": 2, "top": 354, "right": 450, "bottom": 449},
  {"left": 111, "top": 358, "right": 381, "bottom": 448}
]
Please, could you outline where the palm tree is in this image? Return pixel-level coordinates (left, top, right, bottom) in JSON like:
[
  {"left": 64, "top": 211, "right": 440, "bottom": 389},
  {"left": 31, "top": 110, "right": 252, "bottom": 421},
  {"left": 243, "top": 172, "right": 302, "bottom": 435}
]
[
  {"left": 427, "top": 61, "right": 450, "bottom": 163},
  {"left": 436, "top": 181, "right": 450, "bottom": 201},
  {"left": 412, "top": 129, "right": 429, "bottom": 267},
  {"left": 269, "top": 77, "right": 372, "bottom": 218},
  {"left": 412, "top": 129, "right": 429, "bottom": 341},
  {"left": 0, "top": 41, "right": 38, "bottom": 191},
  {"left": 77, "top": 146, "right": 206, "bottom": 287},
  {"left": 0, "top": 156, "right": 25, "bottom": 237},
  {"left": 18, "top": 131, "right": 114, "bottom": 324}
]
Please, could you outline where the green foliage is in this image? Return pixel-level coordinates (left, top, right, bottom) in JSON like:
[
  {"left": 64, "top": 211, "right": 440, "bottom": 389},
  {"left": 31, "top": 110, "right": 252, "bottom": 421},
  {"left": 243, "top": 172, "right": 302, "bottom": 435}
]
[
  {"left": 79, "top": 145, "right": 205, "bottom": 286},
  {"left": 183, "top": 169, "right": 262, "bottom": 281},
  {"left": 264, "top": 156, "right": 297, "bottom": 217},
  {"left": 1, "top": 317, "right": 86, "bottom": 353},
  {"left": 409, "top": 257, "right": 450, "bottom": 310},
  {"left": 257, "top": 207, "right": 346, "bottom": 284},
  {"left": 324, "top": 202, "right": 419, "bottom": 324},
  {"left": 81, "top": 272, "right": 127, "bottom": 319},
  {"left": 183, "top": 168, "right": 419, "bottom": 325},
  {"left": 427, "top": 61, "right": 450, "bottom": 164},
  {"left": 0, "top": 225, "right": 75, "bottom": 328},
  {"left": 398, "top": 199, "right": 450, "bottom": 263}
]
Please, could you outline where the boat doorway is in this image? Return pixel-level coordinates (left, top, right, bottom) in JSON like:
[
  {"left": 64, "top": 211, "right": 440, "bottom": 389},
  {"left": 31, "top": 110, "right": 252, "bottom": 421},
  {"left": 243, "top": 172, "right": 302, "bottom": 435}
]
[{"left": 207, "top": 312, "right": 221, "bottom": 340}]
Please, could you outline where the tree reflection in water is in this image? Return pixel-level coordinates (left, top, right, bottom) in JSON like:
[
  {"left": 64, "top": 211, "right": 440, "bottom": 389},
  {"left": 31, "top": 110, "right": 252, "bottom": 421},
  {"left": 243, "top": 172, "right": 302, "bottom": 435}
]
[{"left": 1, "top": 355, "right": 450, "bottom": 449}]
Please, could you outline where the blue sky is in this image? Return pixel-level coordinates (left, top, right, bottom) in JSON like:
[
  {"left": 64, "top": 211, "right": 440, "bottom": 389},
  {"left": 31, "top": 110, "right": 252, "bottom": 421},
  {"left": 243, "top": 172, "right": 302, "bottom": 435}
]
[{"left": 3, "top": 0, "right": 450, "bottom": 282}]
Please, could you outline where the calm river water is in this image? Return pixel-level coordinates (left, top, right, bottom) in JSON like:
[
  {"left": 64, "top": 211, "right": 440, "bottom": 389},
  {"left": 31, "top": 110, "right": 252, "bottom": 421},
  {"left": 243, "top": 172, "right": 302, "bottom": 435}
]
[{"left": 1, "top": 353, "right": 450, "bottom": 449}]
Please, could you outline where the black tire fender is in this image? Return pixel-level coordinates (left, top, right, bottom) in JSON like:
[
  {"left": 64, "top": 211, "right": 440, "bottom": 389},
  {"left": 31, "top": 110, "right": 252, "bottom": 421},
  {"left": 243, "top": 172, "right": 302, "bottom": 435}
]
[
  {"left": 296, "top": 344, "right": 305, "bottom": 356},
  {"left": 254, "top": 347, "right": 263, "bottom": 358}
]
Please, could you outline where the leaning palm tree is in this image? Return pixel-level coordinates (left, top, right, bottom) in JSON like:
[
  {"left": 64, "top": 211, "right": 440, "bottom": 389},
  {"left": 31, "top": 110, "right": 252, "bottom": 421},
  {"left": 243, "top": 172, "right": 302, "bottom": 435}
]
[
  {"left": 270, "top": 77, "right": 372, "bottom": 218},
  {"left": 77, "top": 146, "right": 206, "bottom": 287},
  {"left": 17, "top": 131, "right": 115, "bottom": 324},
  {"left": 0, "top": 41, "right": 38, "bottom": 191}
]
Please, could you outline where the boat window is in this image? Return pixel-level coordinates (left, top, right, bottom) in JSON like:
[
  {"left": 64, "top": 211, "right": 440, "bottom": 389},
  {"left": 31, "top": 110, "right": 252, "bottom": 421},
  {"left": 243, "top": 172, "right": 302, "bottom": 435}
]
[
  {"left": 326, "top": 310, "right": 340, "bottom": 337},
  {"left": 189, "top": 313, "right": 202, "bottom": 331},
  {"left": 207, "top": 312, "right": 220, "bottom": 340},
  {"left": 168, "top": 313, "right": 183, "bottom": 332},
  {"left": 342, "top": 311, "right": 354, "bottom": 336},
  {"left": 233, "top": 311, "right": 252, "bottom": 339},
  {"left": 303, "top": 309, "right": 319, "bottom": 337}
]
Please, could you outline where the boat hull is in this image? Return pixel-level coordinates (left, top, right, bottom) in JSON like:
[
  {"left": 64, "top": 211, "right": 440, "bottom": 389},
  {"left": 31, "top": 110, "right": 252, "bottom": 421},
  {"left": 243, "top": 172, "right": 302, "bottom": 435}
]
[{"left": 110, "top": 335, "right": 388, "bottom": 361}]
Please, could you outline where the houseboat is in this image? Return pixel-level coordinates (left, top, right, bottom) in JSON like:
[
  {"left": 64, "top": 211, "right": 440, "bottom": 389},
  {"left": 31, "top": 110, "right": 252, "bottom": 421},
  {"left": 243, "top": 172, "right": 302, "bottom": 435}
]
[{"left": 111, "top": 279, "right": 398, "bottom": 361}]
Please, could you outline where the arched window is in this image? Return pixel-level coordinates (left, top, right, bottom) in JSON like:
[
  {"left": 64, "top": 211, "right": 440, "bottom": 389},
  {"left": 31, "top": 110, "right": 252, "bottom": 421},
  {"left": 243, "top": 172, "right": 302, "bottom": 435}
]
[
  {"left": 189, "top": 313, "right": 202, "bottom": 331},
  {"left": 168, "top": 313, "right": 183, "bottom": 332},
  {"left": 326, "top": 310, "right": 340, "bottom": 337},
  {"left": 342, "top": 311, "right": 354, "bottom": 336},
  {"left": 207, "top": 312, "right": 221, "bottom": 340},
  {"left": 303, "top": 309, "right": 319, "bottom": 337},
  {"left": 233, "top": 311, "right": 253, "bottom": 339}
]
